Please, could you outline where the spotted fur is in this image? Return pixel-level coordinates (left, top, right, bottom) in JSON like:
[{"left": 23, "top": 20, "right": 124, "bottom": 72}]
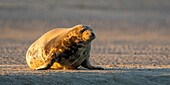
[{"left": 26, "top": 25, "right": 104, "bottom": 70}]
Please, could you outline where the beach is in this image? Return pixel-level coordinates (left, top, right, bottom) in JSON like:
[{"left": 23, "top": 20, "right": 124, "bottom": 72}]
[{"left": 0, "top": 0, "right": 170, "bottom": 85}]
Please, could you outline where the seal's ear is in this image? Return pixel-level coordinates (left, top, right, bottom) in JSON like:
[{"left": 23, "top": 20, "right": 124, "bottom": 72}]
[{"left": 70, "top": 36, "right": 77, "bottom": 41}]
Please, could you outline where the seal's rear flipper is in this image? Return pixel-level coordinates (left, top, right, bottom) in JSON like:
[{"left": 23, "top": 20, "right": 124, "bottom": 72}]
[
  {"left": 35, "top": 63, "right": 51, "bottom": 70},
  {"left": 35, "top": 60, "right": 54, "bottom": 70}
]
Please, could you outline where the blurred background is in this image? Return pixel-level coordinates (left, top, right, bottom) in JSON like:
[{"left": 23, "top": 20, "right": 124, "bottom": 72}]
[{"left": 0, "top": 0, "right": 170, "bottom": 66}]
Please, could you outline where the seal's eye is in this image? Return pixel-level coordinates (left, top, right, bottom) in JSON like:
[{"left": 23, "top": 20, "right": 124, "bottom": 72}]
[{"left": 80, "top": 29, "right": 87, "bottom": 34}]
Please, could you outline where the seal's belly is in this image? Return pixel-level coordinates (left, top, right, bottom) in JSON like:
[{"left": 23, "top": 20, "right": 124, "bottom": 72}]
[{"left": 51, "top": 50, "right": 87, "bottom": 69}]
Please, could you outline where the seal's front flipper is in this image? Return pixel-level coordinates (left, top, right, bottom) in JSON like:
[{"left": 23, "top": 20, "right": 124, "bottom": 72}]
[{"left": 81, "top": 57, "right": 104, "bottom": 70}]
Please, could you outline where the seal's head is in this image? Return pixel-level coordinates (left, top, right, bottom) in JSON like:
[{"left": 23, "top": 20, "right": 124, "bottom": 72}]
[
  {"left": 67, "top": 25, "right": 96, "bottom": 45},
  {"left": 81, "top": 25, "right": 96, "bottom": 42}
]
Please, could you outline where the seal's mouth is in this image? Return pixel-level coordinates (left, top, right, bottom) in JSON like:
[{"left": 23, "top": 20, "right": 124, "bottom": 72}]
[{"left": 84, "top": 32, "right": 95, "bottom": 44}]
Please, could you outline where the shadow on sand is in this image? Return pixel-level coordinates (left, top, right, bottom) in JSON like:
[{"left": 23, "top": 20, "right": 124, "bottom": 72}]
[{"left": 0, "top": 65, "right": 170, "bottom": 85}]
